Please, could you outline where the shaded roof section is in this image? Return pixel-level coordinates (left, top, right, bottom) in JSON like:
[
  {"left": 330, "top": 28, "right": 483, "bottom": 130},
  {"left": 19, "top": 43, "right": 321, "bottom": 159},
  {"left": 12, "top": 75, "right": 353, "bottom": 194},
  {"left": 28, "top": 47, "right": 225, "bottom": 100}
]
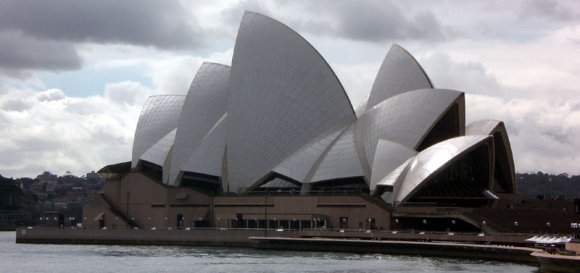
[
  {"left": 227, "top": 11, "right": 357, "bottom": 192},
  {"left": 466, "top": 120, "right": 516, "bottom": 193},
  {"left": 131, "top": 95, "right": 185, "bottom": 167},
  {"left": 174, "top": 114, "right": 227, "bottom": 187},
  {"left": 273, "top": 126, "right": 345, "bottom": 183},
  {"left": 365, "top": 44, "right": 433, "bottom": 111},
  {"left": 140, "top": 128, "right": 176, "bottom": 167},
  {"left": 370, "top": 139, "right": 417, "bottom": 192},
  {"left": 356, "top": 89, "right": 464, "bottom": 171},
  {"left": 376, "top": 157, "right": 415, "bottom": 199},
  {"left": 308, "top": 124, "right": 365, "bottom": 183},
  {"left": 392, "top": 135, "right": 493, "bottom": 203},
  {"left": 168, "top": 63, "right": 230, "bottom": 185}
]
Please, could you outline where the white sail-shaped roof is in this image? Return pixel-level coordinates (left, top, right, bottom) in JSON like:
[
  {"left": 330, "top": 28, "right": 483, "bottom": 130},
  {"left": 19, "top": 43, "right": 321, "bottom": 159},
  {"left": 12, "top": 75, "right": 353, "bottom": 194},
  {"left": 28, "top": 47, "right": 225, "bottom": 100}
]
[
  {"left": 273, "top": 127, "right": 345, "bottom": 183},
  {"left": 308, "top": 125, "right": 365, "bottom": 183},
  {"left": 227, "top": 11, "right": 356, "bottom": 192},
  {"left": 365, "top": 44, "right": 433, "bottom": 111},
  {"left": 356, "top": 89, "right": 464, "bottom": 171},
  {"left": 139, "top": 129, "right": 176, "bottom": 167},
  {"left": 466, "top": 120, "right": 516, "bottom": 193},
  {"left": 369, "top": 139, "right": 417, "bottom": 192},
  {"left": 168, "top": 63, "right": 230, "bottom": 185},
  {"left": 124, "top": 12, "right": 517, "bottom": 204},
  {"left": 392, "top": 135, "right": 493, "bottom": 203},
  {"left": 169, "top": 114, "right": 227, "bottom": 186},
  {"left": 131, "top": 95, "right": 185, "bottom": 167}
]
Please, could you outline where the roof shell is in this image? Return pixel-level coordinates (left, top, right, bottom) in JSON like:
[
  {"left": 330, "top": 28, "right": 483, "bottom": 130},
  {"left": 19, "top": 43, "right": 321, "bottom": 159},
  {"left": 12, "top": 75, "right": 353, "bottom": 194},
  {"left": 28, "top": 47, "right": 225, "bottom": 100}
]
[
  {"left": 392, "top": 135, "right": 493, "bottom": 203},
  {"left": 308, "top": 124, "right": 366, "bottom": 183},
  {"left": 273, "top": 126, "right": 345, "bottom": 183},
  {"left": 365, "top": 44, "right": 433, "bottom": 111},
  {"left": 226, "top": 11, "right": 356, "bottom": 192},
  {"left": 168, "top": 63, "right": 230, "bottom": 185},
  {"left": 131, "top": 95, "right": 185, "bottom": 167},
  {"left": 355, "top": 89, "right": 464, "bottom": 172},
  {"left": 466, "top": 119, "right": 516, "bottom": 193},
  {"left": 139, "top": 129, "right": 176, "bottom": 167},
  {"left": 369, "top": 139, "right": 417, "bottom": 192}
]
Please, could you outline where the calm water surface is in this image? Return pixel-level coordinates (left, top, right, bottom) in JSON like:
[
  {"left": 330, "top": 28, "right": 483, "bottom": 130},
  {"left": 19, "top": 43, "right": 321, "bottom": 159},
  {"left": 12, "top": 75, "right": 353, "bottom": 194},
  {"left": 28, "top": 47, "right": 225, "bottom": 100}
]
[{"left": 0, "top": 231, "right": 538, "bottom": 273}]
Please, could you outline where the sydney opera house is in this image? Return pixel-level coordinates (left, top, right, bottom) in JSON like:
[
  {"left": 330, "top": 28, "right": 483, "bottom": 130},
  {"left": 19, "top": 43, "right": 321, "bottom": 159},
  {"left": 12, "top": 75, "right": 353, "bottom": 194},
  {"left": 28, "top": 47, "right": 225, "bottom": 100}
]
[{"left": 84, "top": 12, "right": 521, "bottom": 233}]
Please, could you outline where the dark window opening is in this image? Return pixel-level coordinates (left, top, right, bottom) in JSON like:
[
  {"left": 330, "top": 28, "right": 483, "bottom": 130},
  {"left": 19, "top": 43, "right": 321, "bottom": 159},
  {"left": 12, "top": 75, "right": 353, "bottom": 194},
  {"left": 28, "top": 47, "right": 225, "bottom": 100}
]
[
  {"left": 406, "top": 143, "right": 491, "bottom": 207},
  {"left": 139, "top": 160, "right": 163, "bottom": 182},
  {"left": 417, "top": 103, "right": 461, "bottom": 151},
  {"left": 181, "top": 172, "right": 221, "bottom": 195},
  {"left": 310, "top": 177, "right": 368, "bottom": 194}
]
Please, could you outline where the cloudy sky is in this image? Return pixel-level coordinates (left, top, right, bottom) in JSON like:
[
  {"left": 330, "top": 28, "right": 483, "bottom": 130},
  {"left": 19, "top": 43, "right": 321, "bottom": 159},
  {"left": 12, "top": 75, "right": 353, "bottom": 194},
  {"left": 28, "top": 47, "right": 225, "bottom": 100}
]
[{"left": 0, "top": 0, "right": 579, "bottom": 178}]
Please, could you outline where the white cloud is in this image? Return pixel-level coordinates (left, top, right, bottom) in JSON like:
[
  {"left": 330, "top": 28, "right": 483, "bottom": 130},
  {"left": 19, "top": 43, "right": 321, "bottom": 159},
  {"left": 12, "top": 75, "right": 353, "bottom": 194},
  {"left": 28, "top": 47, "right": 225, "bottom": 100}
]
[
  {"left": 0, "top": 83, "right": 150, "bottom": 177},
  {"left": 1, "top": 1, "right": 579, "bottom": 177},
  {"left": 467, "top": 94, "right": 580, "bottom": 174},
  {"left": 104, "top": 81, "right": 153, "bottom": 106}
]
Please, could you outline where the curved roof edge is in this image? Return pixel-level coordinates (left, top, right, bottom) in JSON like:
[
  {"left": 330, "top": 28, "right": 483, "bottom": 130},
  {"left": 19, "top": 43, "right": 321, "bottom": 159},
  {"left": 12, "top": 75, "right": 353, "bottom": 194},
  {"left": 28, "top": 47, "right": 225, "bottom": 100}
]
[
  {"left": 272, "top": 125, "right": 346, "bottom": 183},
  {"left": 466, "top": 119, "right": 516, "bottom": 193},
  {"left": 393, "top": 44, "right": 434, "bottom": 88},
  {"left": 366, "top": 44, "right": 434, "bottom": 110},
  {"left": 131, "top": 95, "right": 185, "bottom": 167},
  {"left": 370, "top": 139, "right": 417, "bottom": 192},
  {"left": 374, "top": 157, "right": 415, "bottom": 197},
  {"left": 306, "top": 124, "right": 365, "bottom": 184},
  {"left": 227, "top": 11, "right": 357, "bottom": 192},
  {"left": 393, "top": 135, "right": 494, "bottom": 204},
  {"left": 242, "top": 11, "right": 356, "bottom": 117},
  {"left": 168, "top": 62, "right": 230, "bottom": 185},
  {"left": 356, "top": 89, "right": 465, "bottom": 171}
]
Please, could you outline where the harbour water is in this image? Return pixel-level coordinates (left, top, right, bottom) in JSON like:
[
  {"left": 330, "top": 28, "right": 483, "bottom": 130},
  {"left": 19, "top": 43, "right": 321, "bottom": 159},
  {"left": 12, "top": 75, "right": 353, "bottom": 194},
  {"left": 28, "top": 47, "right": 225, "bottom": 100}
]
[{"left": 1, "top": 231, "right": 537, "bottom": 273}]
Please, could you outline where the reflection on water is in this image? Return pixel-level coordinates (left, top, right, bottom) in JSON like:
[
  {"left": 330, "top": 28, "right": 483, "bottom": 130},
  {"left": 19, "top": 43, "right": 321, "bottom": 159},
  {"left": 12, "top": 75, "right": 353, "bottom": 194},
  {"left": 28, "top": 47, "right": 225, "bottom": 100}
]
[{"left": 0, "top": 231, "right": 538, "bottom": 273}]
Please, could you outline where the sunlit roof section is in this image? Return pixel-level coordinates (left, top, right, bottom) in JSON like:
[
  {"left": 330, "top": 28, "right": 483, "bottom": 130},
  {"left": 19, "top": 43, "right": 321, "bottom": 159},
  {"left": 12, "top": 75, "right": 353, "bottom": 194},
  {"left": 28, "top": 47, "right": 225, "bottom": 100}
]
[
  {"left": 139, "top": 129, "right": 176, "bottom": 167},
  {"left": 273, "top": 127, "right": 345, "bottom": 183},
  {"left": 170, "top": 114, "right": 227, "bottom": 187},
  {"left": 227, "top": 11, "right": 356, "bottom": 192},
  {"left": 356, "top": 89, "right": 464, "bottom": 169},
  {"left": 393, "top": 135, "right": 493, "bottom": 204},
  {"left": 131, "top": 95, "right": 185, "bottom": 168},
  {"left": 168, "top": 63, "right": 230, "bottom": 185},
  {"left": 308, "top": 125, "right": 365, "bottom": 183},
  {"left": 369, "top": 139, "right": 417, "bottom": 192},
  {"left": 365, "top": 44, "right": 433, "bottom": 110}
]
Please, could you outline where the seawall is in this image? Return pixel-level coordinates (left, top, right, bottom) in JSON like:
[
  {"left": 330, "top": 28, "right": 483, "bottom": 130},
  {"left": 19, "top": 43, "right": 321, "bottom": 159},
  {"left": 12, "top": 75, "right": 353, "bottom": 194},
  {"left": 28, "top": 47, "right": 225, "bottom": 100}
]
[
  {"left": 251, "top": 237, "right": 539, "bottom": 265},
  {"left": 16, "top": 227, "right": 266, "bottom": 247},
  {"left": 16, "top": 227, "right": 543, "bottom": 265}
]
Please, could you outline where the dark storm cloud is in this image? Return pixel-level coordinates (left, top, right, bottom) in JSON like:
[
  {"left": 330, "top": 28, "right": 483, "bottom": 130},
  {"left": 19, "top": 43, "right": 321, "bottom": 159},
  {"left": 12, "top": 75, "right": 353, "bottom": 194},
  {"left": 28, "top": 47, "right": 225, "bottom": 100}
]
[
  {"left": 331, "top": 1, "right": 452, "bottom": 42},
  {"left": 0, "top": 31, "right": 81, "bottom": 73},
  {"left": 0, "top": 0, "right": 203, "bottom": 50},
  {"left": 217, "top": 0, "right": 455, "bottom": 43}
]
